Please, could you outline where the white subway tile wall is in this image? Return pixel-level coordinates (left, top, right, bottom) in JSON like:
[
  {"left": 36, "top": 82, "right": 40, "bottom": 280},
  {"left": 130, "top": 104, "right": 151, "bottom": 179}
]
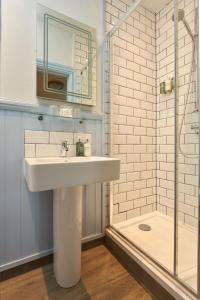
[
  {"left": 105, "top": 0, "right": 157, "bottom": 224},
  {"left": 24, "top": 130, "right": 92, "bottom": 158},
  {"left": 49, "top": 132, "right": 73, "bottom": 144},
  {"left": 25, "top": 130, "right": 49, "bottom": 144},
  {"left": 24, "top": 144, "right": 35, "bottom": 158},
  {"left": 104, "top": 0, "right": 198, "bottom": 227}
]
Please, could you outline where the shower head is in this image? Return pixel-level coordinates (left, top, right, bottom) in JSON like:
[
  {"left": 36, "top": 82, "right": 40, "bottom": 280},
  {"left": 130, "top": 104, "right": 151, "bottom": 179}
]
[{"left": 172, "top": 9, "right": 195, "bottom": 42}]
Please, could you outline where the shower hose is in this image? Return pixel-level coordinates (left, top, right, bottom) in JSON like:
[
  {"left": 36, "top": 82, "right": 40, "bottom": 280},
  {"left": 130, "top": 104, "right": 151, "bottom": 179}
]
[{"left": 178, "top": 42, "right": 198, "bottom": 158}]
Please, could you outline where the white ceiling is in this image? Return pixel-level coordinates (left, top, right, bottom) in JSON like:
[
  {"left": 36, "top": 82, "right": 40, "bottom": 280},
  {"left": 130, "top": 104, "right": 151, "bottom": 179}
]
[{"left": 141, "top": 0, "right": 170, "bottom": 13}]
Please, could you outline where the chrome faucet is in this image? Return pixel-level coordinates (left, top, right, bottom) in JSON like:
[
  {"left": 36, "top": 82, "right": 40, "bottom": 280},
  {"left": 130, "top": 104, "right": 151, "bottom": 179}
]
[{"left": 60, "top": 140, "right": 69, "bottom": 157}]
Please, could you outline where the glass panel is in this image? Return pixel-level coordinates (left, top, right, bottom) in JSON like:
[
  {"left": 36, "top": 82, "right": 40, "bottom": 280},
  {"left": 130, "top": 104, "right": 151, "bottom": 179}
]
[
  {"left": 109, "top": 0, "right": 175, "bottom": 274},
  {"left": 0, "top": 100, "right": 102, "bottom": 122},
  {"left": 176, "top": 0, "right": 199, "bottom": 293},
  {"left": 155, "top": 0, "right": 176, "bottom": 274}
]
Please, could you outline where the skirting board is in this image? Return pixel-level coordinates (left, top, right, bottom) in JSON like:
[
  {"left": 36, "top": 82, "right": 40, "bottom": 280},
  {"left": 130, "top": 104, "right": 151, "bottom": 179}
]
[{"left": 0, "top": 233, "right": 105, "bottom": 272}]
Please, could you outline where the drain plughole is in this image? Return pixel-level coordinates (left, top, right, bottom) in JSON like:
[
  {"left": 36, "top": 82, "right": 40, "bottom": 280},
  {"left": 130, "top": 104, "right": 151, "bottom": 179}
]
[{"left": 138, "top": 224, "right": 151, "bottom": 231}]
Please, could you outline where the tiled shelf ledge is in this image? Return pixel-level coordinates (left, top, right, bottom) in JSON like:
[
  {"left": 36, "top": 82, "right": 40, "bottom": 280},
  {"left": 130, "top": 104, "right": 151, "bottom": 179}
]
[{"left": 0, "top": 98, "right": 103, "bottom": 121}]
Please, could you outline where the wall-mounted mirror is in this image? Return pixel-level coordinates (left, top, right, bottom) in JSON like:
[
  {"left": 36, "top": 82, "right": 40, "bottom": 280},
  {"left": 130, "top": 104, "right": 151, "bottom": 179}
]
[{"left": 36, "top": 4, "right": 97, "bottom": 106}]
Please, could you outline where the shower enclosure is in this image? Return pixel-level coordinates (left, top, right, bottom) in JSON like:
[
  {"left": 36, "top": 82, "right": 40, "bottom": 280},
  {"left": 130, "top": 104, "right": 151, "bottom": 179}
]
[{"left": 104, "top": 0, "right": 200, "bottom": 297}]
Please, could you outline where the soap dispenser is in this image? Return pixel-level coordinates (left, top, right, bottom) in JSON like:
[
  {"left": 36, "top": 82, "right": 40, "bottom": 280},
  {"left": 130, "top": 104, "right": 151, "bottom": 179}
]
[{"left": 76, "top": 139, "right": 85, "bottom": 156}]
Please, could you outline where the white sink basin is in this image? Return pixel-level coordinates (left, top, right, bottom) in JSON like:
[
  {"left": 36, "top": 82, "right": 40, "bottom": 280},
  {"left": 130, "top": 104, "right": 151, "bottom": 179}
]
[
  {"left": 24, "top": 155, "right": 120, "bottom": 288},
  {"left": 25, "top": 156, "right": 120, "bottom": 192}
]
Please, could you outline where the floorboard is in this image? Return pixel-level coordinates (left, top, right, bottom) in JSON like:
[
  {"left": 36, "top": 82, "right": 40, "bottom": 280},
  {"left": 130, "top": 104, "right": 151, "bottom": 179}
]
[{"left": 0, "top": 244, "right": 154, "bottom": 300}]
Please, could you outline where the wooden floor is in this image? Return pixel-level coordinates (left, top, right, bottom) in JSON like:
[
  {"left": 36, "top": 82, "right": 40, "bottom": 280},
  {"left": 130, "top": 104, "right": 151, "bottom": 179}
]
[{"left": 0, "top": 245, "right": 154, "bottom": 300}]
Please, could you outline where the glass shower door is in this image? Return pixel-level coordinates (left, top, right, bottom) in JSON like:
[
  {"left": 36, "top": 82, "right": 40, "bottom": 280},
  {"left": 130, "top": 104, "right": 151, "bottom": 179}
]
[{"left": 175, "top": 0, "right": 199, "bottom": 294}]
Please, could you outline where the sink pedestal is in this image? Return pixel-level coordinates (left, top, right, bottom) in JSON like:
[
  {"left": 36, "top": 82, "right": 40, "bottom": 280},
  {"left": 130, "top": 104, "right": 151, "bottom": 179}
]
[
  {"left": 53, "top": 186, "right": 82, "bottom": 288},
  {"left": 25, "top": 156, "right": 120, "bottom": 288}
]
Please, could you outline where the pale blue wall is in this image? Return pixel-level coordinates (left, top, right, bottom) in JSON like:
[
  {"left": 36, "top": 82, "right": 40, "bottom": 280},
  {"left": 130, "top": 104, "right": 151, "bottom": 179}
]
[{"left": 0, "top": 109, "right": 103, "bottom": 270}]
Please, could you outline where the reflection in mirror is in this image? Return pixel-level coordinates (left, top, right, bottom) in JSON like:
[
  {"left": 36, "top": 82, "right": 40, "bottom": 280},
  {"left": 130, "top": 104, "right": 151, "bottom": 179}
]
[{"left": 36, "top": 4, "right": 97, "bottom": 106}]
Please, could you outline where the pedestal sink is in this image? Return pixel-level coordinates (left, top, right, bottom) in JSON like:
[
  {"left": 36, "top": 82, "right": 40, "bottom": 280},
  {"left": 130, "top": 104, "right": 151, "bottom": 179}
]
[{"left": 25, "top": 156, "right": 120, "bottom": 287}]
